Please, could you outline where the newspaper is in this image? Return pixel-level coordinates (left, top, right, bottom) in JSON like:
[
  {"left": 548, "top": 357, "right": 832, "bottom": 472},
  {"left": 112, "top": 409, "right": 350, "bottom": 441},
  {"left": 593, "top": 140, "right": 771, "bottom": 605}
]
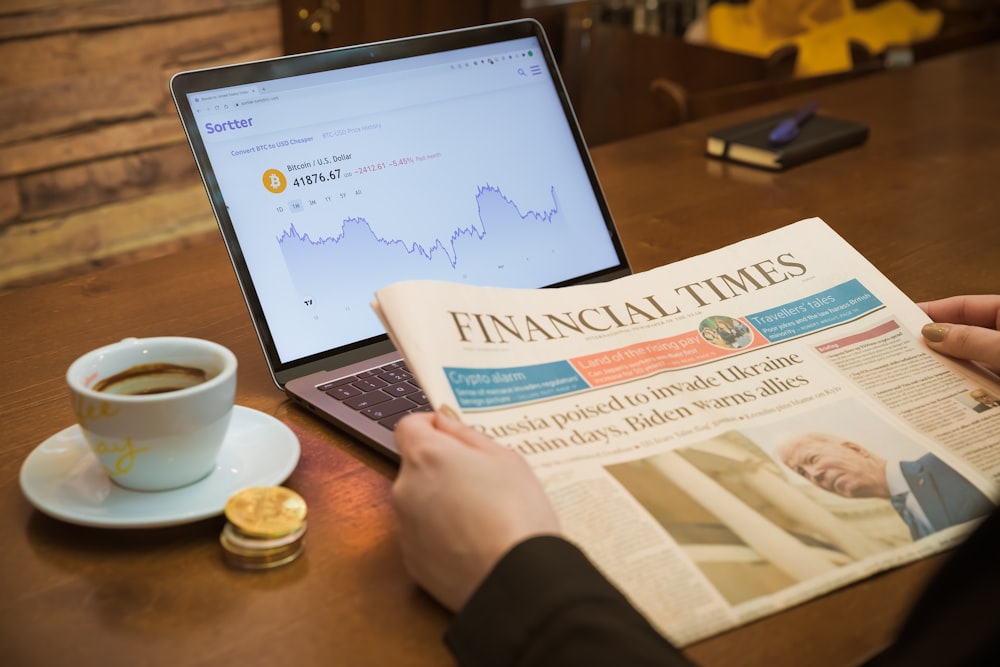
[{"left": 372, "top": 217, "right": 1000, "bottom": 646}]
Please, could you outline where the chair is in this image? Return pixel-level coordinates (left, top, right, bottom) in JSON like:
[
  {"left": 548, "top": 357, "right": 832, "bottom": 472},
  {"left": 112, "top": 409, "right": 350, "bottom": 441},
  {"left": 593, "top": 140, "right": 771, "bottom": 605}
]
[{"left": 560, "top": 19, "right": 784, "bottom": 144}]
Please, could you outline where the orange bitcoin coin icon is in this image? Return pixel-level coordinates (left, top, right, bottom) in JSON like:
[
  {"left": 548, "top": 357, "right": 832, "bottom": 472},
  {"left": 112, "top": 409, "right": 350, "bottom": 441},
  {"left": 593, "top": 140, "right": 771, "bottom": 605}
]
[{"left": 262, "top": 168, "right": 287, "bottom": 194}]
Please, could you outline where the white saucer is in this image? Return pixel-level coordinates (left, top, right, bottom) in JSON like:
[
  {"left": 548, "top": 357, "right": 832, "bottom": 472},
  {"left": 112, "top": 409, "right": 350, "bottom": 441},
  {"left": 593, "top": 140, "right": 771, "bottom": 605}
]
[{"left": 19, "top": 405, "right": 300, "bottom": 529}]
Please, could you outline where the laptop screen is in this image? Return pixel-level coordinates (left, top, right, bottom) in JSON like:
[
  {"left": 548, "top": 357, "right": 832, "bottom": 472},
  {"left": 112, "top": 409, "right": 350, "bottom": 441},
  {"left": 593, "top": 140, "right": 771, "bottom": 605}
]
[{"left": 171, "top": 21, "right": 629, "bottom": 380}]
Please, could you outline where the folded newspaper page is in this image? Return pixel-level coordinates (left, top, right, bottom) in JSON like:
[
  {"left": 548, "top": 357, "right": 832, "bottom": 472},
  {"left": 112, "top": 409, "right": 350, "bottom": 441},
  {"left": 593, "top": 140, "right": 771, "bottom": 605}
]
[{"left": 373, "top": 217, "right": 1000, "bottom": 646}]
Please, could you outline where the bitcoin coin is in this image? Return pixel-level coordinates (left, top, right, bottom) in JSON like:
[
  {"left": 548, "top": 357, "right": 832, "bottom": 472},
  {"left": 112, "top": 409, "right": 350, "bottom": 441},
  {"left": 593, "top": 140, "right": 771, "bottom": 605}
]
[
  {"left": 224, "top": 486, "right": 307, "bottom": 538},
  {"left": 220, "top": 521, "right": 306, "bottom": 570}
]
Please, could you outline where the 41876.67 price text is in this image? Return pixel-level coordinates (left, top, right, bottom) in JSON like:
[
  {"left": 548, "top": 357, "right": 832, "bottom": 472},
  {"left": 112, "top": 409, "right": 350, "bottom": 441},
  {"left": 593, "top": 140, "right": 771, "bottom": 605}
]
[{"left": 292, "top": 169, "right": 341, "bottom": 187}]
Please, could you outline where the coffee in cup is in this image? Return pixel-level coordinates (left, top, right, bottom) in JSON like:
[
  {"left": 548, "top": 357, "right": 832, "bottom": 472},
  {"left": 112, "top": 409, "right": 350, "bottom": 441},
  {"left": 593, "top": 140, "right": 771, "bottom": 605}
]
[
  {"left": 93, "top": 362, "right": 208, "bottom": 395},
  {"left": 67, "top": 337, "right": 237, "bottom": 492}
]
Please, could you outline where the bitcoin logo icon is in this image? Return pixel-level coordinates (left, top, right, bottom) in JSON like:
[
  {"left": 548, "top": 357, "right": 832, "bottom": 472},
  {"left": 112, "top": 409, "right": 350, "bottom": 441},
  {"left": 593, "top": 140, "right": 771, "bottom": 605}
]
[{"left": 262, "top": 168, "right": 287, "bottom": 194}]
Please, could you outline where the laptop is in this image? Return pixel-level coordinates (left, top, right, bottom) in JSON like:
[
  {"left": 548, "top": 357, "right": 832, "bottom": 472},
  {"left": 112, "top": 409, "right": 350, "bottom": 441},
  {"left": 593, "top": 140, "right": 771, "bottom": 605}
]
[{"left": 170, "top": 19, "right": 631, "bottom": 460}]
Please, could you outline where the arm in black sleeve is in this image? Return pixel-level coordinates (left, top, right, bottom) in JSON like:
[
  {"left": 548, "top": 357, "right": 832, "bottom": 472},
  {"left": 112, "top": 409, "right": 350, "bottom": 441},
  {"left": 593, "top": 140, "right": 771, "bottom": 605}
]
[
  {"left": 862, "top": 506, "right": 1000, "bottom": 667},
  {"left": 445, "top": 535, "right": 695, "bottom": 667}
]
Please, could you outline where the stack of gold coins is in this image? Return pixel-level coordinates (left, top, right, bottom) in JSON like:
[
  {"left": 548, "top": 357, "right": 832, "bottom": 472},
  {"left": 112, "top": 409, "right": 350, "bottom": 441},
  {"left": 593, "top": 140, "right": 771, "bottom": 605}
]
[{"left": 220, "top": 486, "right": 307, "bottom": 570}]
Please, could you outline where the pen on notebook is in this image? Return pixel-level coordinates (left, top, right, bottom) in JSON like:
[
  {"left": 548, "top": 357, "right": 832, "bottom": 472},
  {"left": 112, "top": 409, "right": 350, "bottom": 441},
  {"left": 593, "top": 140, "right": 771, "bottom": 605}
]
[{"left": 768, "top": 101, "right": 818, "bottom": 146}]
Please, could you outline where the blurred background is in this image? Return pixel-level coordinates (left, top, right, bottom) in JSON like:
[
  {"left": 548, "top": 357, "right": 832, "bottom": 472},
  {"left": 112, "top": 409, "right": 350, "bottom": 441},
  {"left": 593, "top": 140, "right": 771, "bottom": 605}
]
[{"left": 2, "top": 0, "right": 997, "bottom": 293}]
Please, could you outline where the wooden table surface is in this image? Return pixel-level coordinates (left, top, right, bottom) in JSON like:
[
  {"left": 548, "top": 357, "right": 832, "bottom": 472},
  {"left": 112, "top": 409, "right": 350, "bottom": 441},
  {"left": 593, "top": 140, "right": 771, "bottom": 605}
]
[{"left": 2, "top": 42, "right": 998, "bottom": 667}]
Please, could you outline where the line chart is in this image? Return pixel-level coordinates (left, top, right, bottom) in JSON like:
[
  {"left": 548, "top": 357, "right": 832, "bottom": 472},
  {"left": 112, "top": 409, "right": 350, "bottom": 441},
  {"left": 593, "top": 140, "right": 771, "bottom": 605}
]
[{"left": 276, "top": 184, "right": 576, "bottom": 301}]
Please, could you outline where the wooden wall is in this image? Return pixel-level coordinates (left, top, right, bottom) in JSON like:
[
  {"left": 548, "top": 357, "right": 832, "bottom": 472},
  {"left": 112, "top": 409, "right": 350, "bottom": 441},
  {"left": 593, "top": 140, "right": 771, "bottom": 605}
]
[{"left": 0, "top": 0, "right": 283, "bottom": 292}]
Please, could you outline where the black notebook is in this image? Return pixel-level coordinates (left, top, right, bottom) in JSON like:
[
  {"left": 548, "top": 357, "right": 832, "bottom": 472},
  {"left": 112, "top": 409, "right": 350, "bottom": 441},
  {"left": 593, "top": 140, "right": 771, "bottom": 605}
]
[{"left": 706, "top": 110, "right": 869, "bottom": 171}]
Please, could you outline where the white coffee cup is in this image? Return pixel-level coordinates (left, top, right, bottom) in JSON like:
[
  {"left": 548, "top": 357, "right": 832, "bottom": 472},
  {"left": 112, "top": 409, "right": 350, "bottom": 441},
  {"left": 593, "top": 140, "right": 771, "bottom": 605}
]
[{"left": 66, "top": 337, "right": 237, "bottom": 492}]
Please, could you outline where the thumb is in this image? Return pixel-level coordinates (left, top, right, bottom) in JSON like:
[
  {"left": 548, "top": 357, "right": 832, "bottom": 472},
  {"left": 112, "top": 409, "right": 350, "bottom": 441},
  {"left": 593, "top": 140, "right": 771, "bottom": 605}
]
[{"left": 922, "top": 323, "right": 1000, "bottom": 373}]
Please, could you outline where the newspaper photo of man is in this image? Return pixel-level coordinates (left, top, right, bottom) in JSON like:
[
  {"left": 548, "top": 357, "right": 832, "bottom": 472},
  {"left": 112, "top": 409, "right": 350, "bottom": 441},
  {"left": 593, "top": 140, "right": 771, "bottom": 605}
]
[
  {"left": 970, "top": 388, "right": 1000, "bottom": 412},
  {"left": 777, "top": 432, "right": 994, "bottom": 540}
]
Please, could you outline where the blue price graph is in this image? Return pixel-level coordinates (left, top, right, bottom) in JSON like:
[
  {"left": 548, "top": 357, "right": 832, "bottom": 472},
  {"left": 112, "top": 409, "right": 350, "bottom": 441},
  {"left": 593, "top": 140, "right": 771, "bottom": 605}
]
[{"left": 277, "top": 184, "right": 579, "bottom": 300}]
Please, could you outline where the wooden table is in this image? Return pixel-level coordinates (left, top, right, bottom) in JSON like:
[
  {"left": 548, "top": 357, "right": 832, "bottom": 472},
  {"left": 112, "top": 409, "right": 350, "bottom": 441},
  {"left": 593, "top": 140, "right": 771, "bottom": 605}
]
[{"left": 2, "top": 42, "right": 998, "bottom": 667}]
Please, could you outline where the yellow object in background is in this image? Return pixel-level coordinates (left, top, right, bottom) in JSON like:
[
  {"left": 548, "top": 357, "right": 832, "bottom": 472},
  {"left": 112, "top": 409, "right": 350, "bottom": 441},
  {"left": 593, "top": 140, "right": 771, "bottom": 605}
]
[{"left": 706, "top": 0, "right": 943, "bottom": 76}]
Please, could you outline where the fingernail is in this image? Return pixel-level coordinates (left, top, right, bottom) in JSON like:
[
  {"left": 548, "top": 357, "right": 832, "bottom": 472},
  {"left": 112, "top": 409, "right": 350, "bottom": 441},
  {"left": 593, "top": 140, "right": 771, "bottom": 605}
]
[
  {"left": 439, "top": 405, "right": 460, "bottom": 420},
  {"left": 922, "top": 323, "right": 949, "bottom": 342}
]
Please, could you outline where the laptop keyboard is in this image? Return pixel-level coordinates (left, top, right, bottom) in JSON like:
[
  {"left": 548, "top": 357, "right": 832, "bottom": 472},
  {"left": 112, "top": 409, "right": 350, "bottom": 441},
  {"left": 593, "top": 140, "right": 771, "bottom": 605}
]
[{"left": 316, "top": 360, "right": 432, "bottom": 430}]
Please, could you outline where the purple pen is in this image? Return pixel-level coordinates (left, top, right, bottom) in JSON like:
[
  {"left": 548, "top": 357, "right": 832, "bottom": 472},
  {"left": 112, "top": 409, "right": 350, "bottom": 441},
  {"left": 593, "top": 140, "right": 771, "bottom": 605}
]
[{"left": 769, "top": 101, "right": 818, "bottom": 145}]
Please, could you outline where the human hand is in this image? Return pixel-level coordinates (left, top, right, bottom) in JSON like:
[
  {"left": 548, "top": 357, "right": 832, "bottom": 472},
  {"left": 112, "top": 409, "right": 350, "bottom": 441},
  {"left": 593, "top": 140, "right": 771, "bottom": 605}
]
[
  {"left": 919, "top": 295, "right": 1000, "bottom": 373},
  {"left": 391, "top": 410, "right": 560, "bottom": 612}
]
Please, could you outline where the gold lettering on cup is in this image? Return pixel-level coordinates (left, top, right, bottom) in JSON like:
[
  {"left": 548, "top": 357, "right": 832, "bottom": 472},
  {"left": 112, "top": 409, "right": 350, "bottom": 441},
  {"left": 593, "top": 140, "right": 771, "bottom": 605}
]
[
  {"left": 93, "top": 437, "right": 151, "bottom": 475},
  {"left": 73, "top": 396, "right": 119, "bottom": 427}
]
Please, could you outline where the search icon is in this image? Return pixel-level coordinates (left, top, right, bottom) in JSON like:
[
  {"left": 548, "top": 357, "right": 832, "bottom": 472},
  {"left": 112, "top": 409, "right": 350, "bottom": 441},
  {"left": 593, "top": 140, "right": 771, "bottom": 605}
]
[{"left": 517, "top": 67, "right": 526, "bottom": 76}]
